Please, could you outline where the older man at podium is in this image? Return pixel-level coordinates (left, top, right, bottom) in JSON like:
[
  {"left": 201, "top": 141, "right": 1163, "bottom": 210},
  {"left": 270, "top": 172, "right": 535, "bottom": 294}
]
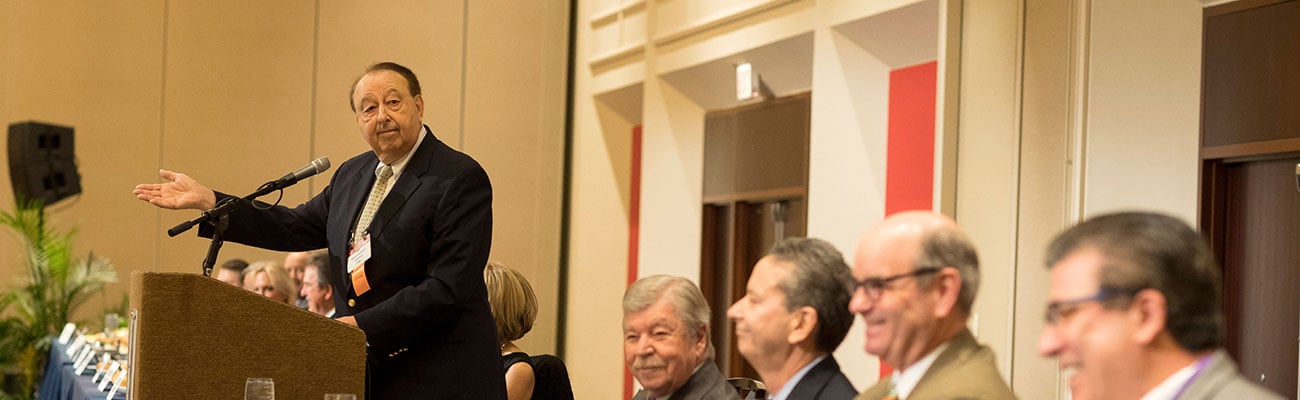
[{"left": 133, "top": 62, "right": 505, "bottom": 400}]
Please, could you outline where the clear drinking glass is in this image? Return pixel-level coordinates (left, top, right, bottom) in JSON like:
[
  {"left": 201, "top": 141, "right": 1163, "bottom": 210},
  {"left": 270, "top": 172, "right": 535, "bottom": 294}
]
[
  {"left": 244, "top": 378, "right": 274, "bottom": 400},
  {"left": 104, "top": 313, "right": 119, "bottom": 335},
  {"left": 323, "top": 395, "right": 356, "bottom": 400}
]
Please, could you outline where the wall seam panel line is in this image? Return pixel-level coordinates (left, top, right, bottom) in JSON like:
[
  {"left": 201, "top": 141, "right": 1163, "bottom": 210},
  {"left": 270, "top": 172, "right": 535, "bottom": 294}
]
[
  {"left": 155, "top": 0, "right": 171, "bottom": 270},
  {"left": 1007, "top": 0, "right": 1028, "bottom": 386},
  {"left": 555, "top": 0, "right": 579, "bottom": 360},
  {"left": 458, "top": 0, "right": 470, "bottom": 149},
  {"left": 1068, "top": 0, "right": 1090, "bottom": 222},
  {"left": 309, "top": 0, "right": 320, "bottom": 194}
]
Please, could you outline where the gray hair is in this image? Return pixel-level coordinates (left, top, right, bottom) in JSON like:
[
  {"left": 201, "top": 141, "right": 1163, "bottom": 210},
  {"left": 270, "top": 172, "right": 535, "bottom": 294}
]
[
  {"left": 303, "top": 261, "right": 329, "bottom": 290},
  {"left": 767, "top": 237, "right": 854, "bottom": 353},
  {"left": 916, "top": 227, "right": 980, "bottom": 314},
  {"left": 622, "top": 275, "right": 714, "bottom": 359}
]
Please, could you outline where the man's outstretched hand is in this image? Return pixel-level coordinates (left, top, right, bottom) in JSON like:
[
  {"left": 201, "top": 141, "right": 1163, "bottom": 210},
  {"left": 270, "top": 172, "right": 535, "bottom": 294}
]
[{"left": 133, "top": 169, "right": 217, "bottom": 210}]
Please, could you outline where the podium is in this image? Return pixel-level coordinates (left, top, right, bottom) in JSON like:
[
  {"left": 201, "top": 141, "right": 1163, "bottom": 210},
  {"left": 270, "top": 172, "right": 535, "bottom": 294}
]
[{"left": 128, "top": 272, "right": 366, "bottom": 400}]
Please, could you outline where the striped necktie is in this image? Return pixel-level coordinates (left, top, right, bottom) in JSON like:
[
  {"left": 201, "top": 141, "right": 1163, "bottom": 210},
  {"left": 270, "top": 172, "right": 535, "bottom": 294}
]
[{"left": 353, "top": 164, "right": 393, "bottom": 243}]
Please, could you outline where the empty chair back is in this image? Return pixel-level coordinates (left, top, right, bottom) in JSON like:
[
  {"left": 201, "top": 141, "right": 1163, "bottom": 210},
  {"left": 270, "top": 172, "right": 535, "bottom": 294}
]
[{"left": 728, "top": 377, "right": 767, "bottom": 400}]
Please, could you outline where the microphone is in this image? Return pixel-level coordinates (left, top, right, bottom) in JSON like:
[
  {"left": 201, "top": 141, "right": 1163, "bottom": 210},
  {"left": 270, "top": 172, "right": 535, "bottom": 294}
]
[
  {"left": 167, "top": 157, "right": 332, "bottom": 238},
  {"left": 246, "top": 157, "right": 331, "bottom": 199},
  {"left": 276, "top": 157, "right": 331, "bottom": 186}
]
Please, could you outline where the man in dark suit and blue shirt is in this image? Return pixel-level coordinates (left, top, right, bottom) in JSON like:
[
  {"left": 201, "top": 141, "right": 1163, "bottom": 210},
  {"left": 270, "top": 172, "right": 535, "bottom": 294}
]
[
  {"left": 134, "top": 62, "right": 506, "bottom": 400},
  {"left": 727, "top": 237, "right": 857, "bottom": 400}
]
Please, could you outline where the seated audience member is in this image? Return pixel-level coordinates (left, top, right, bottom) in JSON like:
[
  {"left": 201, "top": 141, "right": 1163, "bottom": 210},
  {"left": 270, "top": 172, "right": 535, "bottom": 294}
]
[
  {"left": 623, "top": 275, "right": 738, "bottom": 400},
  {"left": 485, "top": 261, "right": 540, "bottom": 400},
  {"left": 1038, "top": 212, "right": 1282, "bottom": 400},
  {"left": 242, "top": 263, "right": 258, "bottom": 290},
  {"left": 215, "top": 258, "right": 249, "bottom": 286},
  {"left": 283, "top": 251, "right": 311, "bottom": 309},
  {"left": 300, "top": 256, "right": 335, "bottom": 317},
  {"left": 243, "top": 261, "right": 298, "bottom": 305},
  {"left": 728, "top": 237, "right": 856, "bottom": 400},
  {"left": 851, "top": 211, "right": 1015, "bottom": 399}
]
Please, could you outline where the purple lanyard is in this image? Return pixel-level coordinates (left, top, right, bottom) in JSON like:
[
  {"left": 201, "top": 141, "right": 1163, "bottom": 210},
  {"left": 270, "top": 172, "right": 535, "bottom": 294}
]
[{"left": 1171, "top": 355, "right": 1214, "bottom": 400}]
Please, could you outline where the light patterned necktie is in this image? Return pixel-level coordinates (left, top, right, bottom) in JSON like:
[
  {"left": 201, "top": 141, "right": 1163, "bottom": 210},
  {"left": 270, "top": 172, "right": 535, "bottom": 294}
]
[{"left": 353, "top": 164, "right": 393, "bottom": 243}]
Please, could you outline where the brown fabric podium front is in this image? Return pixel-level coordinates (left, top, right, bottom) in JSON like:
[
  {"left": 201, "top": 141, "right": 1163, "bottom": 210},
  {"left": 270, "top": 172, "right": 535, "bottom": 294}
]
[{"left": 129, "top": 272, "right": 366, "bottom": 399}]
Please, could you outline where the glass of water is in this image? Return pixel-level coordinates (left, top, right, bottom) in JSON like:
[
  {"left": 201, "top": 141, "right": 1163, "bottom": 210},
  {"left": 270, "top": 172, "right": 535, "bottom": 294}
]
[{"left": 244, "top": 378, "right": 274, "bottom": 400}]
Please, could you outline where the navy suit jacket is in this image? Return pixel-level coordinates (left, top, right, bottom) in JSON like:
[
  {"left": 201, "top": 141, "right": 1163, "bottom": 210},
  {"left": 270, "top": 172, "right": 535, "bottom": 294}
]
[
  {"left": 204, "top": 128, "right": 505, "bottom": 399},
  {"left": 787, "top": 356, "right": 856, "bottom": 400}
]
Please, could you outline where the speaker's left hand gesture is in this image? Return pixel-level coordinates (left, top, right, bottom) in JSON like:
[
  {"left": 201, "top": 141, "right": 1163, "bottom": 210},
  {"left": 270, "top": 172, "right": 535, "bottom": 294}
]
[{"left": 133, "top": 169, "right": 217, "bottom": 210}]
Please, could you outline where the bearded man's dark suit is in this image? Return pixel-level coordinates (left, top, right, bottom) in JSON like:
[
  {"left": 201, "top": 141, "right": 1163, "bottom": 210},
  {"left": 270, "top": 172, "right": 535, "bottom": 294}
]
[{"left": 202, "top": 128, "right": 505, "bottom": 399}]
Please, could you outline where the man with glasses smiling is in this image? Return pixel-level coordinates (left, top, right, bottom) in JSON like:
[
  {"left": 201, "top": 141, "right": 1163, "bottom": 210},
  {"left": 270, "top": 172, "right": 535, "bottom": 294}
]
[
  {"left": 850, "top": 211, "right": 1014, "bottom": 400},
  {"left": 1039, "top": 212, "right": 1280, "bottom": 400}
]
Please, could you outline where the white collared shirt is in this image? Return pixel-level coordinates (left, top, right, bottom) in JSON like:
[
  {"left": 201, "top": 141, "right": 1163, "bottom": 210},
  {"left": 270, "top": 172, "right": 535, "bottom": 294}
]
[
  {"left": 1139, "top": 360, "right": 1200, "bottom": 400},
  {"left": 370, "top": 125, "right": 427, "bottom": 200},
  {"left": 890, "top": 342, "right": 950, "bottom": 399},
  {"left": 771, "top": 355, "right": 827, "bottom": 400}
]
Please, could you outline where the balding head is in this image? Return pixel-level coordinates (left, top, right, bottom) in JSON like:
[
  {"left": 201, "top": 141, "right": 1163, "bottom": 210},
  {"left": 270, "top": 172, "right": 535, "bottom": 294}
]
[
  {"left": 849, "top": 211, "right": 981, "bottom": 369},
  {"left": 856, "top": 211, "right": 979, "bottom": 314}
]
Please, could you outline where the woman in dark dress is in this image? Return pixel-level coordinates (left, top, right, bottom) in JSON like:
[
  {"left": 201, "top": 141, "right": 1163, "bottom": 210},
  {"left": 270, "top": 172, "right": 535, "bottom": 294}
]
[{"left": 485, "top": 261, "right": 539, "bottom": 400}]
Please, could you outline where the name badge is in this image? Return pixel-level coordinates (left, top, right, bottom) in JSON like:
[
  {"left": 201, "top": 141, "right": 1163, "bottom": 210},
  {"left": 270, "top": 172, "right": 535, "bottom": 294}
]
[{"left": 348, "top": 234, "right": 373, "bottom": 274}]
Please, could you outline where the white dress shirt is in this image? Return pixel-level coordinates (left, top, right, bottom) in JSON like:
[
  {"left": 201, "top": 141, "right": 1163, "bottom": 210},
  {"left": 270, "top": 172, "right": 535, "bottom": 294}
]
[{"left": 890, "top": 342, "right": 950, "bottom": 399}]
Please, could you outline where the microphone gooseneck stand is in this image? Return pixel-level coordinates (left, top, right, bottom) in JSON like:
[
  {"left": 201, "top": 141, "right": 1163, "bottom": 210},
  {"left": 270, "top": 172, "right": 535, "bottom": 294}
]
[
  {"left": 164, "top": 157, "right": 330, "bottom": 277},
  {"left": 167, "top": 180, "right": 284, "bottom": 277}
]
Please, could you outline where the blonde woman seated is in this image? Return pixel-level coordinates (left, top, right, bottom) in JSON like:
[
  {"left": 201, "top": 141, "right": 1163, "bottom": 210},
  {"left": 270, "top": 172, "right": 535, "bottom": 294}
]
[
  {"left": 485, "top": 261, "right": 538, "bottom": 400},
  {"left": 243, "top": 261, "right": 298, "bottom": 305}
]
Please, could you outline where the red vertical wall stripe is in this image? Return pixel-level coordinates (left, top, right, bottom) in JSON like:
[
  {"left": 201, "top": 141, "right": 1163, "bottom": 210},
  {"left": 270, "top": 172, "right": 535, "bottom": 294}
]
[
  {"left": 881, "top": 61, "right": 937, "bottom": 378},
  {"left": 625, "top": 125, "right": 642, "bottom": 399},
  {"left": 885, "top": 61, "right": 938, "bottom": 216}
]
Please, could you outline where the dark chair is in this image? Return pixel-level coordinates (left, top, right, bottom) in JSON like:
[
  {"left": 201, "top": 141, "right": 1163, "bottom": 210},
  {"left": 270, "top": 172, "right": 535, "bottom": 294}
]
[
  {"left": 728, "top": 377, "right": 767, "bottom": 400},
  {"left": 529, "top": 354, "right": 575, "bottom": 400}
]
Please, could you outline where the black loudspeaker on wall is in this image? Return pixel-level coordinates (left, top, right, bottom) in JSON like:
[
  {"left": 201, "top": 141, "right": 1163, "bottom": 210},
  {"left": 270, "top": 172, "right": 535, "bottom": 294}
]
[{"left": 7, "top": 121, "right": 82, "bottom": 206}]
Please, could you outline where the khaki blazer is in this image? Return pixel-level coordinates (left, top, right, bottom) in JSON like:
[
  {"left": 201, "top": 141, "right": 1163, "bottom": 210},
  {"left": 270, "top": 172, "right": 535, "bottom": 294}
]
[
  {"left": 856, "top": 329, "right": 1015, "bottom": 400},
  {"left": 1180, "top": 350, "right": 1283, "bottom": 400}
]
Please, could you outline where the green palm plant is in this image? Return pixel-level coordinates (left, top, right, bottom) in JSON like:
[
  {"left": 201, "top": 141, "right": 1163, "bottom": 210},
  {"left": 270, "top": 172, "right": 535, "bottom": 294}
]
[{"left": 0, "top": 200, "right": 116, "bottom": 399}]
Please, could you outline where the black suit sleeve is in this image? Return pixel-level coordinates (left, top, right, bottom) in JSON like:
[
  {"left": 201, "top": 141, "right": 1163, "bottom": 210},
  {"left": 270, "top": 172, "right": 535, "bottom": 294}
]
[{"left": 199, "top": 185, "right": 332, "bottom": 251}]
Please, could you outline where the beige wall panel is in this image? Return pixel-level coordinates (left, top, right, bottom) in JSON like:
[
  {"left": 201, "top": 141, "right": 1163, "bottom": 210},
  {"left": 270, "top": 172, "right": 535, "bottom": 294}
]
[
  {"left": 0, "top": 0, "right": 165, "bottom": 320},
  {"left": 565, "top": 100, "right": 637, "bottom": 399},
  {"left": 157, "top": 0, "right": 317, "bottom": 271},
  {"left": 652, "top": 0, "right": 785, "bottom": 41},
  {"left": 589, "top": 0, "right": 626, "bottom": 18},
  {"left": 636, "top": 76, "right": 704, "bottom": 281},
  {"left": 566, "top": 1, "right": 636, "bottom": 396},
  {"left": 1083, "top": 0, "right": 1200, "bottom": 222},
  {"left": 591, "top": 17, "right": 624, "bottom": 57},
  {"left": 1015, "top": 0, "right": 1072, "bottom": 397},
  {"left": 460, "top": 1, "right": 569, "bottom": 355},
  {"left": 954, "top": 0, "right": 1022, "bottom": 386},
  {"left": 315, "top": 0, "right": 465, "bottom": 172},
  {"left": 622, "top": 6, "right": 649, "bottom": 49},
  {"left": 808, "top": 25, "right": 892, "bottom": 389}
]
